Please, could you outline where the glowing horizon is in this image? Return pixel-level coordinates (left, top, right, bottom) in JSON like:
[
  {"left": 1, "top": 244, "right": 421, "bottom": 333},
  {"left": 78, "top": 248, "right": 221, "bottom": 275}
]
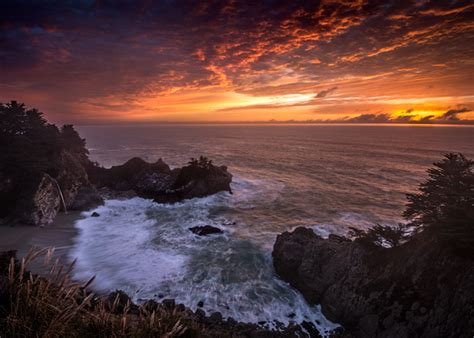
[{"left": 1, "top": 1, "right": 473, "bottom": 124}]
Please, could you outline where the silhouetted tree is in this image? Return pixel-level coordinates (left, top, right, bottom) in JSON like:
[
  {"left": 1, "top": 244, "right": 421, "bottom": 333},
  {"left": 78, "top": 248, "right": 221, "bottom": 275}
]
[
  {"left": 0, "top": 101, "right": 62, "bottom": 175},
  {"left": 0, "top": 101, "right": 48, "bottom": 136},
  {"left": 404, "top": 153, "right": 474, "bottom": 252},
  {"left": 61, "top": 124, "right": 88, "bottom": 160},
  {"left": 0, "top": 101, "right": 89, "bottom": 176}
]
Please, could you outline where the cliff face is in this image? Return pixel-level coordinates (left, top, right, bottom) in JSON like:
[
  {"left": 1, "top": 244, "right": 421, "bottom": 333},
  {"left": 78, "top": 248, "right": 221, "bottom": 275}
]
[
  {"left": 1, "top": 149, "right": 102, "bottom": 226},
  {"left": 273, "top": 227, "right": 474, "bottom": 337}
]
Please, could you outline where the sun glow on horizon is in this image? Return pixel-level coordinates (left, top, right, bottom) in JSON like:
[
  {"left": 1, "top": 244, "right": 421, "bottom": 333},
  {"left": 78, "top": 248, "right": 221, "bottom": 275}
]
[{"left": 391, "top": 109, "right": 447, "bottom": 120}]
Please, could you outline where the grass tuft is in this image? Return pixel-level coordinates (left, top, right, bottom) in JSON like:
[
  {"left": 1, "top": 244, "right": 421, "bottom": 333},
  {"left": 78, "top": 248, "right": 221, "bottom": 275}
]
[{"left": 0, "top": 248, "right": 202, "bottom": 337}]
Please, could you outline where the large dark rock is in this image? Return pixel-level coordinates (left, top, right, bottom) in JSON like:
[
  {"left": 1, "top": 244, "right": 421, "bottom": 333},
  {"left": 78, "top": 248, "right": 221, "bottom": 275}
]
[
  {"left": 160, "top": 162, "right": 233, "bottom": 203},
  {"left": 272, "top": 227, "right": 474, "bottom": 337},
  {"left": 88, "top": 157, "right": 232, "bottom": 203}
]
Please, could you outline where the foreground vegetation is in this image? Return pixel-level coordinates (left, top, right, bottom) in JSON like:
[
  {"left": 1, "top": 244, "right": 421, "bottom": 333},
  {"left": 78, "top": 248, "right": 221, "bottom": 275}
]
[{"left": 0, "top": 249, "right": 196, "bottom": 337}]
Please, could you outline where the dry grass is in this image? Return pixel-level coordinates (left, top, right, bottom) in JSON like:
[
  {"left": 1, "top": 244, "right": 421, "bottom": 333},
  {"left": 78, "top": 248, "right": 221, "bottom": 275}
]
[{"left": 0, "top": 248, "right": 199, "bottom": 337}]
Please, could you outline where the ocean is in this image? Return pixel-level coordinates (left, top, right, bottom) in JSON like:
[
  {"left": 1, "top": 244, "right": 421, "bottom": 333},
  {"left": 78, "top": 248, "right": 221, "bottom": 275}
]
[{"left": 70, "top": 124, "right": 473, "bottom": 334}]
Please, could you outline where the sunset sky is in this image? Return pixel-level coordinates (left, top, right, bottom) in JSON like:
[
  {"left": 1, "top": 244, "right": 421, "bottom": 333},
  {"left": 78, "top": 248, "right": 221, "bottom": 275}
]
[{"left": 1, "top": 0, "right": 473, "bottom": 124}]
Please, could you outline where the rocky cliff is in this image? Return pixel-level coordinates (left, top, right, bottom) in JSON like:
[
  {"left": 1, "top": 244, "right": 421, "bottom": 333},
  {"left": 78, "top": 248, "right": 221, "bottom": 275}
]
[{"left": 273, "top": 227, "right": 474, "bottom": 337}]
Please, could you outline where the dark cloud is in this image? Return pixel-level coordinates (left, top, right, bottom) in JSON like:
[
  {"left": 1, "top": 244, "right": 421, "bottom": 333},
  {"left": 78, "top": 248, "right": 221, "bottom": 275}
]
[
  {"left": 437, "top": 108, "right": 471, "bottom": 121},
  {"left": 341, "top": 113, "right": 420, "bottom": 123},
  {"left": 316, "top": 86, "right": 338, "bottom": 98},
  {"left": 343, "top": 113, "right": 391, "bottom": 123}
]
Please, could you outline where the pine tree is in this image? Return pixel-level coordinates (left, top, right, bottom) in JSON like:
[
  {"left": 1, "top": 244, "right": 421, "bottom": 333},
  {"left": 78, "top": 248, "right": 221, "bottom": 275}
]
[{"left": 404, "top": 153, "right": 474, "bottom": 252}]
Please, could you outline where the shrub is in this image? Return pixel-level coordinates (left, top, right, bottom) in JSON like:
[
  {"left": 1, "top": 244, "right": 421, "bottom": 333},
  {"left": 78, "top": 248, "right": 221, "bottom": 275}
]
[
  {"left": 188, "top": 156, "right": 213, "bottom": 170},
  {"left": 349, "top": 223, "right": 409, "bottom": 248}
]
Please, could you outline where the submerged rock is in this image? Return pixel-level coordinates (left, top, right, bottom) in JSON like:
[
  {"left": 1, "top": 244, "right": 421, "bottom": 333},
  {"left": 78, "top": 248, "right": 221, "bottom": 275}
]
[
  {"left": 272, "top": 227, "right": 474, "bottom": 337},
  {"left": 189, "top": 225, "right": 223, "bottom": 236}
]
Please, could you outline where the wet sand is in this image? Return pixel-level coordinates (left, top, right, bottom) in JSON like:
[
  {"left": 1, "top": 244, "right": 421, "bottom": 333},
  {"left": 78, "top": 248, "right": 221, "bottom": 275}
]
[{"left": 0, "top": 211, "right": 84, "bottom": 272}]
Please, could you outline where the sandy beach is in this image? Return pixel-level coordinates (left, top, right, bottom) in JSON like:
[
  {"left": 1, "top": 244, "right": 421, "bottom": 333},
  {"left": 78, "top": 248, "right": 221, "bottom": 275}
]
[{"left": 0, "top": 211, "right": 84, "bottom": 272}]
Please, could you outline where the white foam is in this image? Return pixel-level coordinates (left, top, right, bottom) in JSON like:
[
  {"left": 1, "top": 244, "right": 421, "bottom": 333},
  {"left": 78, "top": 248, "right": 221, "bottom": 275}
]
[
  {"left": 70, "top": 198, "right": 188, "bottom": 292},
  {"left": 69, "top": 193, "right": 339, "bottom": 335}
]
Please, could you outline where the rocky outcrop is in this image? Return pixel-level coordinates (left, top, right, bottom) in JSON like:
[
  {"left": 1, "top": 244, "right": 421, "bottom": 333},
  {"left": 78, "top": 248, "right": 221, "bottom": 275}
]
[
  {"left": 88, "top": 157, "right": 232, "bottom": 203},
  {"left": 273, "top": 227, "right": 474, "bottom": 337}
]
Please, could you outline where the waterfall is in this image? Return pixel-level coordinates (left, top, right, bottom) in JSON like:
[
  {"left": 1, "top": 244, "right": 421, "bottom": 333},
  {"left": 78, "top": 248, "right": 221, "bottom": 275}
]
[{"left": 47, "top": 175, "right": 68, "bottom": 214}]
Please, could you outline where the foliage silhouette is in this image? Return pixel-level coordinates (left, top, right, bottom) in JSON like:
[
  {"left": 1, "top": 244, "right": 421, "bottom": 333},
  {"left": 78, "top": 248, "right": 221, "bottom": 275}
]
[
  {"left": 404, "top": 153, "right": 474, "bottom": 252},
  {"left": 349, "top": 223, "right": 409, "bottom": 248}
]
